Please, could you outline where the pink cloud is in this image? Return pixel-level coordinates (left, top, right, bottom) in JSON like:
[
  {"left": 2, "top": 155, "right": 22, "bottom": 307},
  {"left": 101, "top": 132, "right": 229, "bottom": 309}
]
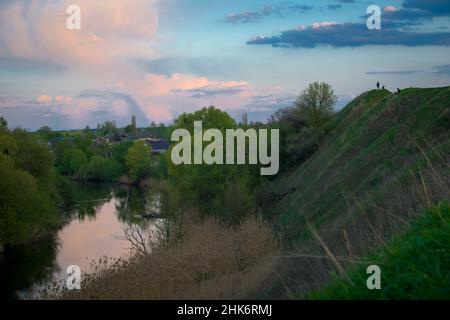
[
  {"left": 1, "top": 1, "right": 281, "bottom": 125},
  {"left": 127, "top": 73, "right": 249, "bottom": 97},
  {"left": 384, "top": 6, "right": 398, "bottom": 12},
  {"left": 36, "top": 95, "right": 53, "bottom": 103},
  {"left": 0, "top": 0, "right": 159, "bottom": 68},
  {"left": 311, "top": 21, "right": 337, "bottom": 29},
  {"left": 54, "top": 96, "right": 73, "bottom": 103}
]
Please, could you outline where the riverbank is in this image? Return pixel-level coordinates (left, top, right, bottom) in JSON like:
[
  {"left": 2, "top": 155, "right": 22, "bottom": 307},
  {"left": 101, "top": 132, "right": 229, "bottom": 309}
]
[{"left": 56, "top": 214, "right": 279, "bottom": 300}]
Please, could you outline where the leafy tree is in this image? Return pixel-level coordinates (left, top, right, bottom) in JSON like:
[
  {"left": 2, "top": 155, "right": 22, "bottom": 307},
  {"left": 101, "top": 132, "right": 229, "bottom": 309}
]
[
  {"left": 0, "top": 116, "right": 7, "bottom": 130},
  {"left": 98, "top": 121, "right": 118, "bottom": 136},
  {"left": 0, "top": 129, "right": 59, "bottom": 245},
  {"left": 113, "top": 141, "right": 134, "bottom": 172},
  {"left": 0, "top": 154, "right": 59, "bottom": 245},
  {"left": 0, "top": 134, "right": 17, "bottom": 157},
  {"left": 36, "top": 126, "right": 52, "bottom": 138},
  {"left": 294, "top": 81, "right": 337, "bottom": 129},
  {"left": 270, "top": 82, "right": 337, "bottom": 169},
  {"left": 167, "top": 107, "right": 257, "bottom": 220},
  {"left": 173, "top": 106, "right": 236, "bottom": 132},
  {"left": 12, "top": 129, "right": 54, "bottom": 180},
  {"left": 125, "top": 140, "right": 153, "bottom": 182},
  {"left": 60, "top": 148, "right": 87, "bottom": 177},
  {"left": 81, "top": 156, "right": 120, "bottom": 182},
  {"left": 125, "top": 124, "right": 134, "bottom": 134}
]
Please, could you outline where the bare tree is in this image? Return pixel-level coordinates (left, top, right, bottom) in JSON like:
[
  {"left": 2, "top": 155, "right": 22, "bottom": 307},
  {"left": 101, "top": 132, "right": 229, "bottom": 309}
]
[{"left": 118, "top": 220, "right": 172, "bottom": 255}]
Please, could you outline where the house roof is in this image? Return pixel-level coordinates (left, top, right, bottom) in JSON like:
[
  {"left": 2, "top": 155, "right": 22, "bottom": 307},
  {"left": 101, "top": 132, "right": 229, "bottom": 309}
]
[{"left": 149, "top": 140, "right": 169, "bottom": 151}]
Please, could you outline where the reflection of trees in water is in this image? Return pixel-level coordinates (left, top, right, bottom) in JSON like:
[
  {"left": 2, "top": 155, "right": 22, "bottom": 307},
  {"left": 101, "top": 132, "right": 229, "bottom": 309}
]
[
  {"left": 118, "top": 219, "right": 170, "bottom": 255},
  {"left": 113, "top": 185, "right": 168, "bottom": 253},
  {"left": 114, "top": 186, "right": 163, "bottom": 223},
  {"left": 61, "top": 183, "right": 114, "bottom": 224},
  {"left": 61, "top": 182, "right": 165, "bottom": 225},
  {"left": 2, "top": 183, "right": 168, "bottom": 299},
  {"left": 0, "top": 235, "right": 60, "bottom": 300}
]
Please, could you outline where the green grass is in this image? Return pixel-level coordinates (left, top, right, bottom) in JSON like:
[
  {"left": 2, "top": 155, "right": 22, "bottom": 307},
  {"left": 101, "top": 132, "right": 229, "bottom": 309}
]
[
  {"left": 310, "top": 202, "right": 450, "bottom": 300},
  {"left": 269, "top": 87, "right": 450, "bottom": 242},
  {"left": 260, "top": 87, "right": 450, "bottom": 299}
]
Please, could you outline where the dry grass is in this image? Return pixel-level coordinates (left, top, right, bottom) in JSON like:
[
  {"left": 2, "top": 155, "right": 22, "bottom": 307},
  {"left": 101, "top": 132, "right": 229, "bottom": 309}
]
[{"left": 50, "top": 214, "right": 279, "bottom": 300}]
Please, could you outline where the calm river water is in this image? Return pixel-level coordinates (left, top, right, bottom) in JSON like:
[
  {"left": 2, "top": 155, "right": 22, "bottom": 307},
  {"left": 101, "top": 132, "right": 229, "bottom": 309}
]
[{"left": 0, "top": 183, "right": 164, "bottom": 300}]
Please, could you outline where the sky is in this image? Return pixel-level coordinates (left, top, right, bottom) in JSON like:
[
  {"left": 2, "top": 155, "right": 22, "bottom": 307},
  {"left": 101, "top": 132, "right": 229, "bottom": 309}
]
[{"left": 0, "top": 0, "right": 449, "bottom": 130}]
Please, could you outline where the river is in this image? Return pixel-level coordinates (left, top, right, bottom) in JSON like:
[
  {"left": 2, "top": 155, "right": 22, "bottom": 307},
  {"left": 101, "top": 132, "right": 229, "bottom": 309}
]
[{"left": 0, "top": 183, "right": 165, "bottom": 300}]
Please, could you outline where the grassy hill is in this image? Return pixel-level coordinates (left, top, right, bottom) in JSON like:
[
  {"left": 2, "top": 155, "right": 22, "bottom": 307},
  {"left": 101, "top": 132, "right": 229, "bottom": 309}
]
[
  {"left": 262, "top": 87, "right": 450, "bottom": 298},
  {"left": 310, "top": 201, "right": 450, "bottom": 299}
]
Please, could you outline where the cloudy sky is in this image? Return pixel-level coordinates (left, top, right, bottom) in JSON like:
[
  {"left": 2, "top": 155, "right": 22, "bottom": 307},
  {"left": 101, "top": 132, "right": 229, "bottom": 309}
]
[{"left": 0, "top": 0, "right": 449, "bottom": 130}]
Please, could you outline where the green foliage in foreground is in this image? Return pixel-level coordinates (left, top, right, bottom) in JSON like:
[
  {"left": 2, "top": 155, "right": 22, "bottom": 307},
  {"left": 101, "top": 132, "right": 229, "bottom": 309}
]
[
  {"left": 311, "top": 202, "right": 450, "bottom": 300},
  {"left": 0, "top": 123, "right": 60, "bottom": 245}
]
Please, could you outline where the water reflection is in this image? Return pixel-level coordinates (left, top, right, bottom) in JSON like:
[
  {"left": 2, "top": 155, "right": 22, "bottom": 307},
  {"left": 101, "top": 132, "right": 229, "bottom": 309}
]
[
  {"left": 0, "top": 237, "right": 59, "bottom": 300},
  {"left": 0, "top": 183, "right": 165, "bottom": 300}
]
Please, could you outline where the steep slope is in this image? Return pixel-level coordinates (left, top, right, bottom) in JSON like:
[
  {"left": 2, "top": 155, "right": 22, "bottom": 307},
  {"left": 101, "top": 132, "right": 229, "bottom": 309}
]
[
  {"left": 262, "top": 87, "right": 450, "bottom": 298},
  {"left": 270, "top": 87, "right": 450, "bottom": 240}
]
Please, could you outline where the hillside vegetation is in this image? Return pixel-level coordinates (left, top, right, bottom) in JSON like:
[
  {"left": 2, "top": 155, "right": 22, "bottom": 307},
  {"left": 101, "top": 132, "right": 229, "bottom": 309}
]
[
  {"left": 262, "top": 87, "right": 450, "bottom": 298},
  {"left": 311, "top": 201, "right": 450, "bottom": 299}
]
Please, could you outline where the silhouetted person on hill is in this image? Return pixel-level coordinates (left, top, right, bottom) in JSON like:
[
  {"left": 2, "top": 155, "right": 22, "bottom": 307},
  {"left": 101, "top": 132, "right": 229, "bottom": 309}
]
[
  {"left": 397, "top": 88, "right": 401, "bottom": 94},
  {"left": 382, "top": 85, "right": 386, "bottom": 90},
  {"left": 376, "top": 82, "right": 380, "bottom": 90}
]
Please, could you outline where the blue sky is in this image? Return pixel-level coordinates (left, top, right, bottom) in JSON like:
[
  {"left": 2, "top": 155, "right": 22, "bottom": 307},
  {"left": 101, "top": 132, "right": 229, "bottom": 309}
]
[{"left": 0, "top": 0, "right": 449, "bottom": 130}]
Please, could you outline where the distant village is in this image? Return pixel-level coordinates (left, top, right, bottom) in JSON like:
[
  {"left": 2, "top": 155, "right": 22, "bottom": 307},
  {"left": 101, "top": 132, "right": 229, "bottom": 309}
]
[{"left": 48, "top": 114, "right": 170, "bottom": 155}]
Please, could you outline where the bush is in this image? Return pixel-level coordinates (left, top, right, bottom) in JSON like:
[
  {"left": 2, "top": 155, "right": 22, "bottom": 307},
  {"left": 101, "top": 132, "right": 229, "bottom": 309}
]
[
  {"left": 81, "top": 156, "right": 121, "bottom": 182},
  {"left": 125, "top": 141, "right": 154, "bottom": 182},
  {"left": 0, "top": 154, "right": 59, "bottom": 245},
  {"left": 59, "top": 148, "right": 87, "bottom": 177},
  {"left": 57, "top": 215, "right": 279, "bottom": 300},
  {"left": 269, "top": 82, "right": 337, "bottom": 170},
  {"left": 167, "top": 107, "right": 258, "bottom": 220}
]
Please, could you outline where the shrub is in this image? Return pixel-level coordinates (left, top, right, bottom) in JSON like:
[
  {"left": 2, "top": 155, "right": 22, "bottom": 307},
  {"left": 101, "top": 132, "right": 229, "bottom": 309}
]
[
  {"left": 0, "top": 154, "right": 59, "bottom": 245},
  {"left": 81, "top": 156, "right": 120, "bottom": 182}
]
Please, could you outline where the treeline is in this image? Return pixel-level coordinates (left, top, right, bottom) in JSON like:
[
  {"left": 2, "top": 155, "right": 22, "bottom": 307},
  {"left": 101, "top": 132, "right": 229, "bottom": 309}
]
[
  {"left": 48, "top": 131, "right": 167, "bottom": 185},
  {"left": 0, "top": 119, "right": 60, "bottom": 245}
]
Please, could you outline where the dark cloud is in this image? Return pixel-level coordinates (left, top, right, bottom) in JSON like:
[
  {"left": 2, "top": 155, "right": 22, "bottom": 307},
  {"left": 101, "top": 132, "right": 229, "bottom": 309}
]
[
  {"left": 225, "top": 3, "right": 313, "bottom": 24},
  {"left": 403, "top": 0, "right": 450, "bottom": 16},
  {"left": 134, "top": 57, "right": 237, "bottom": 79},
  {"left": 327, "top": 4, "right": 342, "bottom": 11},
  {"left": 288, "top": 4, "right": 314, "bottom": 12},
  {"left": 247, "top": 22, "right": 450, "bottom": 48},
  {"left": 77, "top": 90, "right": 148, "bottom": 126},
  {"left": 372, "top": 0, "right": 450, "bottom": 27},
  {"left": 189, "top": 88, "right": 244, "bottom": 99},
  {"left": 173, "top": 85, "right": 246, "bottom": 99},
  {"left": 366, "top": 70, "right": 423, "bottom": 75}
]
